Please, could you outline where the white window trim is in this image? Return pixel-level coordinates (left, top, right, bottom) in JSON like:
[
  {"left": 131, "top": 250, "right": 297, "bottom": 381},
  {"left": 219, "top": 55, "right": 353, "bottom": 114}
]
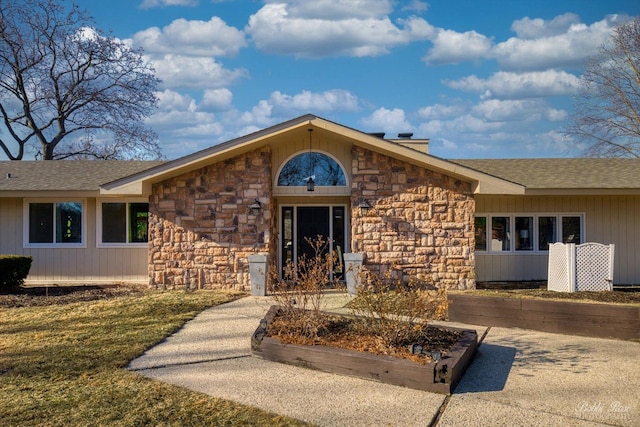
[
  {"left": 475, "top": 213, "right": 585, "bottom": 255},
  {"left": 23, "top": 198, "right": 87, "bottom": 248},
  {"left": 273, "top": 149, "right": 350, "bottom": 196},
  {"left": 97, "top": 199, "right": 149, "bottom": 248}
]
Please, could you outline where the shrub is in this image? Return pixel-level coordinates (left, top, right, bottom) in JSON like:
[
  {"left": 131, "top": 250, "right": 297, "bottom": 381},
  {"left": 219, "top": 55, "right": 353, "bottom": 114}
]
[
  {"left": 0, "top": 255, "right": 33, "bottom": 292},
  {"left": 268, "top": 236, "right": 341, "bottom": 339},
  {"left": 348, "top": 267, "right": 449, "bottom": 348}
]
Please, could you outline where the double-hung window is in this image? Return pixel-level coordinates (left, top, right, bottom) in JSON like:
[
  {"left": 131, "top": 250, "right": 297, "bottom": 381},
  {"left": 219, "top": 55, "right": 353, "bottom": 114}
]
[
  {"left": 475, "top": 214, "right": 583, "bottom": 253},
  {"left": 25, "top": 200, "right": 85, "bottom": 247},
  {"left": 98, "top": 201, "right": 149, "bottom": 246}
]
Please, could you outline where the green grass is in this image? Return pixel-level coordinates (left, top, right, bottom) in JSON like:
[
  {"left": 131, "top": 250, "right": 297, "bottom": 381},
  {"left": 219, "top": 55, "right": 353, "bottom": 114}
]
[{"left": 0, "top": 290, "right": 309, "bottom": 426}]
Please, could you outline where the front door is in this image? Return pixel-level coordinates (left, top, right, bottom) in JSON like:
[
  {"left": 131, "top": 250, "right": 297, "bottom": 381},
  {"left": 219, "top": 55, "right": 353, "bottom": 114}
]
[{"left": 281, "top": 205, "right": 346, "bottom": 280}]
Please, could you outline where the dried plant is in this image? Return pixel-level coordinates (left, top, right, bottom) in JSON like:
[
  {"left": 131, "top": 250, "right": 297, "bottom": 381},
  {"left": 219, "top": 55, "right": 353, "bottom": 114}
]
[
  {"left": 268, "top": 236, "right": 341, "bottom": 339},
  {"left": 348, "top": 268, "right": 449, "bottom": 348}
]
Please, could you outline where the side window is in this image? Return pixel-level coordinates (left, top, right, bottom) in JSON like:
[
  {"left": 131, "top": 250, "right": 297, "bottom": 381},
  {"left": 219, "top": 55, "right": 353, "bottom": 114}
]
[
  {"left": 562, "top": 216, "right": 582, "bottom": 244},
  {"left": 474, "top": 216, "right": 487, "bottom": 251},
  {"left": 100, "top": 202, "right": 149, "bottom": 245},
  {"left": 538, "top": 216, "right": 557, "bottom": 251},
  {"left": 27, "top": 201, "right": 83, "bottom": 246},
  {"left": 515, "top": 217, "right": 533, "bottom": 251},
  {"left": 491, "top": 217, "right": 510, "bottom": 251}
]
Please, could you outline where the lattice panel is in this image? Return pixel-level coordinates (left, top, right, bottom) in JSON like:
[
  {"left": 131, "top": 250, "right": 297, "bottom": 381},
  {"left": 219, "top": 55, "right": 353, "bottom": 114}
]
[
  {"left": 547, "top": 242, "right": 614, "bottom": 292},
  {"left": 548, "top": 243, "right": 573, "bottom": 292},
  {"left": 575, "top": 243, "right": 614, "bottom": 291}
]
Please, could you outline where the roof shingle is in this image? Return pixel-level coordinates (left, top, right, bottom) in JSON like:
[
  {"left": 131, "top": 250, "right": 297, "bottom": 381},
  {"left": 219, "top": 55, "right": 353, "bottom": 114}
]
[{"left": 0, "top": 160, "right": 165, "bottom": 192}]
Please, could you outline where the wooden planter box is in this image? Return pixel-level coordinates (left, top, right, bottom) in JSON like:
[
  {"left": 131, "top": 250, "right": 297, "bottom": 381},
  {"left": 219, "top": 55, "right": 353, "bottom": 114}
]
[
  {"left": 448, "top": 294, "right": 640, "bottom": 340},
  {"left": 251, "top": 306, "right": 478, "bottom": 394}
]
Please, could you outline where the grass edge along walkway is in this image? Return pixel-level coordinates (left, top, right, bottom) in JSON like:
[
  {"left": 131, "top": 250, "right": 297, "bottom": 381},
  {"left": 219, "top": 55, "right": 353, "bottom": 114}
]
[{"left": 0, "top": 289, "right": 310, "bottom": 427}]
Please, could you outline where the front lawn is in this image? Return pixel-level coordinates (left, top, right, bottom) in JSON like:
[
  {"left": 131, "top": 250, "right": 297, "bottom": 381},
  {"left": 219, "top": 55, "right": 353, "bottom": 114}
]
[{"left": 0, "top": 288, "right": 308, "bottom": 426}]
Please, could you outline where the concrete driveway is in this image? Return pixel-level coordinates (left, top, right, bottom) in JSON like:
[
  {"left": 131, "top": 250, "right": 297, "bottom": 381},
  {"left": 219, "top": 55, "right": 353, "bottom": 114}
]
[{"left": 128, "top": 294, "right": 639, "bottom": 427}]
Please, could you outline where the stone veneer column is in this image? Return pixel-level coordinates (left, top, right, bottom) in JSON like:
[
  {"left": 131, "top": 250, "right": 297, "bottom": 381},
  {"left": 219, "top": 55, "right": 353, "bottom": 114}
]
[
  {"left": 350, "top": 146, "right": 476, "bottom": 290},
  {"left": 148, "top": 147, "right": 276, "bottom": 290}
]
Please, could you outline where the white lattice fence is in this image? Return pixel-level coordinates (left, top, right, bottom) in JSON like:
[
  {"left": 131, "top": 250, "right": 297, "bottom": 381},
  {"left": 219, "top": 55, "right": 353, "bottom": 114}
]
[
  {"left": 548, "top": 243, "right": 575, "bottom": 292},
  {"left": 575, "top": 243, "right": 614, "bottom": 291},
  {"left": 547, "top": 243, "right": 614, "bottom": 292}
]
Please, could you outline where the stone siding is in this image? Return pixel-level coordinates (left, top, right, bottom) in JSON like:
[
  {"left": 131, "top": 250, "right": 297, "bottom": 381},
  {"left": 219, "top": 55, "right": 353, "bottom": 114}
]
[
  {"left": 148, "top": 147, "right": 274, "bottom": 290},
  {"left": 351, "top": 146, "right": 475, "bottom": 289}
]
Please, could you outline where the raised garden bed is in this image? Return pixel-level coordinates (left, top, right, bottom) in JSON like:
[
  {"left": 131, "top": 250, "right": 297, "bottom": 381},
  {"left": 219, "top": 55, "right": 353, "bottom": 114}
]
[
  {"left": 448, "top": 293, "right": 640, "bottom": 341},
  {"left": 251, "top": 306, "right": 479, "bottom": 394}
]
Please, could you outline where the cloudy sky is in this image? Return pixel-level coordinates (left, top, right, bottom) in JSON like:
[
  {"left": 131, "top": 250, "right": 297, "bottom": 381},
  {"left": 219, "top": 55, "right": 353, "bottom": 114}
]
[{"left": 76, "top": 0, "right": 638, "bottom": 160}]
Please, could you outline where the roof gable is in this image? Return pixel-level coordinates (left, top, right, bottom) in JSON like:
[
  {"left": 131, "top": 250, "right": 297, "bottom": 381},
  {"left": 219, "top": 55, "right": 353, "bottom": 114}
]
[{"left": 101, "top": 114, "right": 524, "bottom": 196}]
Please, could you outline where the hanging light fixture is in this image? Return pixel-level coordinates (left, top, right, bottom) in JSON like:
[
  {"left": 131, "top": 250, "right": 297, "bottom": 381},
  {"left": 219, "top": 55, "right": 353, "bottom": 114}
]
[{"left": 307, "top": 128, "right": 315, "bottom": 192}]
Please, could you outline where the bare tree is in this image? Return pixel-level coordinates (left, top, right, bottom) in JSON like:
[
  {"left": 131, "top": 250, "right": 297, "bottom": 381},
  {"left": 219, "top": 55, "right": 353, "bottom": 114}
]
[
  {"left": 0, "top": 0, "right": 161, "bottom": 160},
  {"left": 566, "top": 17, "right": 640, "bottom": 158}
]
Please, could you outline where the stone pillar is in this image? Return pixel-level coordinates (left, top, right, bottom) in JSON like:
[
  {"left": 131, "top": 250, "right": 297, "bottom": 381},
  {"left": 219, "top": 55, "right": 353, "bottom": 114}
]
[
  {"left": 344, "top": 253, "right": 364, "bottom": 294},
  {"left": 248, "top": 253, "right": 269, "bottom": 296}
]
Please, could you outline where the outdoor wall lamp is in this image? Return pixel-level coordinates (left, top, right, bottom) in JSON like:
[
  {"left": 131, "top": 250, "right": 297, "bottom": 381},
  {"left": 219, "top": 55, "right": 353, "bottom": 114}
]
[
  {"left": 358, "top": 199, "right": 371, "bottom": 213},
  {"left": 249, "top": 199, "right": 262, "bottom": 216}
]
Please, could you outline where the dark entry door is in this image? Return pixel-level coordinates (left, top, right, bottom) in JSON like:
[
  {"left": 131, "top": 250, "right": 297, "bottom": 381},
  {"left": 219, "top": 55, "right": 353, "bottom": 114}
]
[
  {"left": 280, "top": 206, "right": 345, "bottom": 280},
  {"left": 297, "top": 206, "right": 330, "bottom": 261}
]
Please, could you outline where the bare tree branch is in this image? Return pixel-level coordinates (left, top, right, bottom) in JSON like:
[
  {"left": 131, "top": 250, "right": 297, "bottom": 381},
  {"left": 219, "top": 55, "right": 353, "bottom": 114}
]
[
  {"left": 0, "top": 0, "right": 161, "bottom": 160},
  {"left": 565, "top": 17, "right": 640, "bottom": 158}
]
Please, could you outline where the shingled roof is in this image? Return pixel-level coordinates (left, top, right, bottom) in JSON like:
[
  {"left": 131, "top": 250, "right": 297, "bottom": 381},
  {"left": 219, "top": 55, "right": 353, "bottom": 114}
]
[
  {"left": 451, "top": 158, "right": 640, "bottom": 190},
  {"left": 0, "top": 160, "right": 165, "bottom": 192}
]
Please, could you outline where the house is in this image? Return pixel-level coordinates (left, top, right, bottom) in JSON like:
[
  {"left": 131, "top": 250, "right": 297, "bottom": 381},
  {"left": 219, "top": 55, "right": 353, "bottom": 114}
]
[{"left": 1, "top": 114, "right": 639, "bottom": 289}]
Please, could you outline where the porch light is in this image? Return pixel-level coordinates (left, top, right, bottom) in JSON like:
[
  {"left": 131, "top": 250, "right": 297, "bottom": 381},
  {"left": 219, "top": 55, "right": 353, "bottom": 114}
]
[
  {"left": 249, "top": 199, "right": 262, "bottom": 216},
  {"left": 358, "top": 199, "right": 371, "bottom": 213},
  {"left": 307, "top": 176, "right": 315, "bottom": 192}
]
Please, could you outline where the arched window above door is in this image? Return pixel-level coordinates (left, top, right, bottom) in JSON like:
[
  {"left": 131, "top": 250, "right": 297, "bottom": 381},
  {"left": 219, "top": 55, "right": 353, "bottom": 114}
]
[{"left": 277, "top": 152, "right": 347, "bottom": 187}]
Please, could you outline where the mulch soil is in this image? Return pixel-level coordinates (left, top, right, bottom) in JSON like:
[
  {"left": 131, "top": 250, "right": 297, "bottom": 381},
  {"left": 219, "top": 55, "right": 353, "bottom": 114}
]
[{"left": 0, "top": 286, "right": 147, "bottom": 308}]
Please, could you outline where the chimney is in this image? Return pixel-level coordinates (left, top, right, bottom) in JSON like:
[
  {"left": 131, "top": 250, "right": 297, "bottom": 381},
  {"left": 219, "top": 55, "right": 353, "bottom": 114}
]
[{"left": 390, "top": 133, "right": 430, "bottom": 154}]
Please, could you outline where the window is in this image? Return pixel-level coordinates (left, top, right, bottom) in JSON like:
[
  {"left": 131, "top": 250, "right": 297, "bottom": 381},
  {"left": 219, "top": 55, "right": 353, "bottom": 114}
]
[
  {"left": 277, "top": 152, "right": 347, "bottom": 187},
  {"left": 99, "top": 201, "right": 149, "bottom": 246},
  {"left": 491, "top": 217, "right": 510, "bottom": 251},
  {"left": 515, "top": 217, "right": 533, "bottom": 251},
  {"left": 474, "top": 217, "right": 487, "bottom": 251},
  {"left": 26, "top": 201, "right": 84, "bottom": 246},
  {"left": 475, "top": 213, "right": 583, "bottom": 253}
]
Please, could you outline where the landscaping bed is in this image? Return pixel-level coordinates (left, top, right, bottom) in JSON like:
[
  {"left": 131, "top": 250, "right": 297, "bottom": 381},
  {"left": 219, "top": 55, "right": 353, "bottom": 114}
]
[
  {"left": 448, "top": 292, "right": 640, "bottom": 341},
  {"left": 251, "top": 305, "right": 479, "bottom": 394}
]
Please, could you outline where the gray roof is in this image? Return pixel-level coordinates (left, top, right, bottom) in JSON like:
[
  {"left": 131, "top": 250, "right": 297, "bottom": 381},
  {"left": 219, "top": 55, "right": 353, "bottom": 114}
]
[
  {"left": 451, "top": 158, "right": 640, "bottom": 189},
  {"left": 0, "top": 160, "right": 165, "bottom": 191}
]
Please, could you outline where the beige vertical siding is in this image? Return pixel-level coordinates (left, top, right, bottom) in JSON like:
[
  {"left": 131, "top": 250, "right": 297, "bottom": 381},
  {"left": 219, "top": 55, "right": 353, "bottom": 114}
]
[
  {"left": 0, "top": 197, "right": 148, "bottom": 284},
  {"left": 475, "top": 195, "right": 640, "bottom": 285}
]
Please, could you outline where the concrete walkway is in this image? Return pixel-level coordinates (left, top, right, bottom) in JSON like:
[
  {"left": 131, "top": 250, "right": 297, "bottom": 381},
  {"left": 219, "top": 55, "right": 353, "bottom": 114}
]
[{"left": 128, "top": 293, "right": 639, "bottom": 426}]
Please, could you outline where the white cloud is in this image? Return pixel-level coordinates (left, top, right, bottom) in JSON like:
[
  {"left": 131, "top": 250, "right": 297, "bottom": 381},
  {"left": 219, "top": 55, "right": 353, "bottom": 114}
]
[
  {"left": 361, "top": 108, "right": 412, "bottom": 134},
  {"left": 151, "top": 54, "right": 248, "bottom": 89},
  {"left": 444, "top": 70, "right": 581, "bottom": 99},
  {"left": 492, "top": 15, "right": 626, "bottom": 70},
  {"left": 280, "top": 0, "right": 394, "bottom": 20},
  {"left": 139, "top": 0, "right": 198, "bottom": 10},
  {"left": 269, "top": 89, "right": 360, "bottom": 113},
  {"left": 133, "top": 17, "right": 246, "bottom": 57},
  {"left": 510, "top": 13, "right": 581, "bottom": 39},
  {"left": 200, "top": 89, "right": 233, "bottom": 111},
  {"left": 423, "top": 28, "right": 492, "bottom": 65},
  {"left": 417, "top": 103, "right": 466, "bottom": 120},
  {"left": 402, "top": 0, "right": 429, "bottom": 14},
  {"left": 156, "top": 89, "right": 197, "bottom": 112},
  {"left": 246, "top": 3, "right": 433, "bottom": 58}
]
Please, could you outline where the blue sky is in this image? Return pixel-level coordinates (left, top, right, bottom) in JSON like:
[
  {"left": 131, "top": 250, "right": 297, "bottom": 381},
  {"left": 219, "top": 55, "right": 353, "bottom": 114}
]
[{"left": 74, "top": 0, "right": 638, "bottom": 160}]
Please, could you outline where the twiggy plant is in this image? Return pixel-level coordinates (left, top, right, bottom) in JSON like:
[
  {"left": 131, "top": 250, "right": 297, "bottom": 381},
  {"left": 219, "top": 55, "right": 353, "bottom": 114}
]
[
  {"left": 268, "top": 236, "right": 341, "bottom": 340},
  {"left": 348, "top": 268, "right": 448, "bottom": 348}
]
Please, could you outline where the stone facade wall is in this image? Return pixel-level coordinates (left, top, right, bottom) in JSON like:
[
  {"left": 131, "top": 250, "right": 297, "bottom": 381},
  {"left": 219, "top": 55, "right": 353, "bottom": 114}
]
[
  {"left": 351, "top": 146, "right": 476, "bottom": 289},
  {"left": 148, "top": 147, "right": 274, "bottom": 290}
]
